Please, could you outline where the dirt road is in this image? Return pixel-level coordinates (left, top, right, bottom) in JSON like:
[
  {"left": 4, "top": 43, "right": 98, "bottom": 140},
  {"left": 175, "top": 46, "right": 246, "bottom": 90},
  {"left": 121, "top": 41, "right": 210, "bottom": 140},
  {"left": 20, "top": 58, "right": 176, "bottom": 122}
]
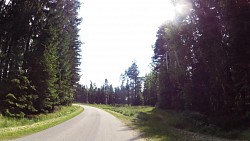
[{"left": 13, "top": 105, "right": 143, "bottom": 141}]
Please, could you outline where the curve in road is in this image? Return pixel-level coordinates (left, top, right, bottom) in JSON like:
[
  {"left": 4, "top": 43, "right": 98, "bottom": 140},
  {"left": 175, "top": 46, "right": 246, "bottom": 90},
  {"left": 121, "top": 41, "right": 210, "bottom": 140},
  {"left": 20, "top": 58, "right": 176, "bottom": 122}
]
[{"left": 12, "top": 105, "right": 143, "bottom": 141}]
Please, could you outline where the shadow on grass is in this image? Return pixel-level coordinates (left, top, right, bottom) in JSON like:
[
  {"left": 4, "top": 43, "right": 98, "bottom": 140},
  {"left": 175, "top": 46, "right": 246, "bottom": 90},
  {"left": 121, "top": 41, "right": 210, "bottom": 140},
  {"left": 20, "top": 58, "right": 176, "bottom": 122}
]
[
  {"left": 131, "top": 109, "right": 238, "bottom": 141},
  {"left": 132, "top": 109, "right": 182, "bottom": 141},
  {"left": 89, "top": 104, "right": 250, "bottom": 141}
]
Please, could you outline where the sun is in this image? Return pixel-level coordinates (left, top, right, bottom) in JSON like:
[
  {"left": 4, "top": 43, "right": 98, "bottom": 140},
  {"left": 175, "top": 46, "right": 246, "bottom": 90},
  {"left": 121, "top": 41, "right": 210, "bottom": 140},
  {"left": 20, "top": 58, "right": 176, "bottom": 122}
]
[{"left": 174, "top": 1, "right": 193, "bottom": 16}]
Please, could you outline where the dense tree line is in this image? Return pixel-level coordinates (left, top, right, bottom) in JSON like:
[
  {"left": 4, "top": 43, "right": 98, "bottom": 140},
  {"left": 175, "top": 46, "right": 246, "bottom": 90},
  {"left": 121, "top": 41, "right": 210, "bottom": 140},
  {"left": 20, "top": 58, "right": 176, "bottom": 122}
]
[
  {"left": 150, "top": 0, "right": 250, "bottom": 127},
  {"left": 75, "top": 62, "right": 144, "bottom": 105},
  {"left": 74, "top": 80, "right": 116, "bottom": 105},
  {"left": 0, "top": 0, "right": 81, "bottom": 117}
]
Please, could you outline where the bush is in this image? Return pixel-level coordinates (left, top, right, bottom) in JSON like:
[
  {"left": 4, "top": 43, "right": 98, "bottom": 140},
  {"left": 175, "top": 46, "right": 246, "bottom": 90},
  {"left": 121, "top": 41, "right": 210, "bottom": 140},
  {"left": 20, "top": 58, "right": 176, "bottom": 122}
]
[
  {"left": 211, "top": 115, "right": 245, "bottom": 131},
  {"left": 178, "top": 111, "right": 209, "bottom": 129}
]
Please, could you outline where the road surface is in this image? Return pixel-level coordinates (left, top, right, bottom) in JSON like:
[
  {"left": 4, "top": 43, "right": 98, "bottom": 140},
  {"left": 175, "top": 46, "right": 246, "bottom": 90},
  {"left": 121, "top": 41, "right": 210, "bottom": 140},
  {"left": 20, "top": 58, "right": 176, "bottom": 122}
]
[{"left": 13, "top": 105, "right": 143, "bottom": 141}]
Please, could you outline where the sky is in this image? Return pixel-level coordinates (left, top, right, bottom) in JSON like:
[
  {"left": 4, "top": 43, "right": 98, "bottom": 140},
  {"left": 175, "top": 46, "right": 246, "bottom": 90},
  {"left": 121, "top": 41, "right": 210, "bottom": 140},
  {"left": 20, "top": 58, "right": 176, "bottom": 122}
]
[{"left": 78, "top": 0, "right": 176, "bottom": 87}]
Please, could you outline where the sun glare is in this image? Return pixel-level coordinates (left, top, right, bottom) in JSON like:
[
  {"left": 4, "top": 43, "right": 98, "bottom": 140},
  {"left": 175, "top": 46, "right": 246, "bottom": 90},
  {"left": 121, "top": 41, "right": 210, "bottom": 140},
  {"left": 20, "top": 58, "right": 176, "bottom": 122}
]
[
  {"left": 175, "top": 4, "right": 186, "bottom": 14},
  {"left": 174, "top": 1, "right": 192, "bottom": 16}
]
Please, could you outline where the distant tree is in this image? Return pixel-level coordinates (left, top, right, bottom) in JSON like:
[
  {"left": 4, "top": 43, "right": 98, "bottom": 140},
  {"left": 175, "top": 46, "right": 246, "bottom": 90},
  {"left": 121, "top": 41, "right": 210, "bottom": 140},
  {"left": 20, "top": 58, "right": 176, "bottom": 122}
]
[
  {"left": 74, "top": 84, "right": 87, "bottom": 103},
  {"left": 121, "top": 61, "right": 143, "bottom": 105},
  {"left": 104, "top": 79, "right": 109, "bottom": 104}
]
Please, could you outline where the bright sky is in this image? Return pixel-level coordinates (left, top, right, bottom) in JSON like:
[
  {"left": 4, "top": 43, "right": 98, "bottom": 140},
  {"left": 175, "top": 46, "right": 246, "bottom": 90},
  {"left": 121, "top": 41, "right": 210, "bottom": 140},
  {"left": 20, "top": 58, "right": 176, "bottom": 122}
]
[{"left": 78, "top": 0, "right": 175, "bottom": 87}]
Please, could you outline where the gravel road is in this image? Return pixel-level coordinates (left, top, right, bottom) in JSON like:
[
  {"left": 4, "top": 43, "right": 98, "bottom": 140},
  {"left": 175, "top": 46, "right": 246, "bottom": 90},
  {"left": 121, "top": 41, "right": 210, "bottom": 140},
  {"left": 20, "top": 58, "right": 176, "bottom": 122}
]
[{"left": 12, "top": 105, "right": 143, "bottom": 141}]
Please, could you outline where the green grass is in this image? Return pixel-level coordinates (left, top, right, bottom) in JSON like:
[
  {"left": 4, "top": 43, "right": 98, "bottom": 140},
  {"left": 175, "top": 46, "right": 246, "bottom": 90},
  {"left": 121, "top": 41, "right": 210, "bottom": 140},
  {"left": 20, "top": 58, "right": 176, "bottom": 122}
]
[
  {"left": 0, "top": 105, "right": 83, "bottom": 140},
  {"left": 88, "top": 104, "right": 153, "bottom": 125},
  {"left": 89, "top": 104, "right": 250, "bottom": 141},
  {"left": 89, "top": 104, "right": 174, "bottom": 140}
]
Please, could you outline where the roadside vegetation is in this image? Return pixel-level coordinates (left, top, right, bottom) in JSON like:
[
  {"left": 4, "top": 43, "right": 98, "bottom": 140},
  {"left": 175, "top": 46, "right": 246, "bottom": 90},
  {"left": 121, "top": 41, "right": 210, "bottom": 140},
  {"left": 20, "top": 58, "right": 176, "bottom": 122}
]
[
  {"left": 0, "top": 105, "right": 83, "bottom": 140},
  {"left": 0, "top": 0, "right": 249, "bottom": 141},
  {"left": 90, "top": 104, "right": 250, "bottom": 141}
]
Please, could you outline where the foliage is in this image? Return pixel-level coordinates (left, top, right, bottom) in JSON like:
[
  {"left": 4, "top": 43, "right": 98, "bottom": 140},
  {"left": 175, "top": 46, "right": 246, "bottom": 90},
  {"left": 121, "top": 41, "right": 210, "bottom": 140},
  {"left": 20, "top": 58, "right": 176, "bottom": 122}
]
[
  {"left": 0, "top": 0, "right": 82, "bottom": 116},
  {"left": 151, "top": 0, "right": 250, "bottom": 129},
  {"left": 3, "top": 71, "right": 37, "bottom": 118},
  {"left": 143, "top": 72, "right": 158, "bottom": 106}
]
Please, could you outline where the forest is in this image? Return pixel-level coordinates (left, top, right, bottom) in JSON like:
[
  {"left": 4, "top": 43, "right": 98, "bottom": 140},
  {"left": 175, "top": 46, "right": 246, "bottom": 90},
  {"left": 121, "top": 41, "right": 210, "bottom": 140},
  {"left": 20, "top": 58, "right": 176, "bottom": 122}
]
[
  {"left": 75, "top": 0, "right": 250, "bottom": 132},
  {"left": 0, "top": 0, "right": 250, "bottom": 138},
  {"left": 0, "top": 0, "right": 81, "bottom": 117}
]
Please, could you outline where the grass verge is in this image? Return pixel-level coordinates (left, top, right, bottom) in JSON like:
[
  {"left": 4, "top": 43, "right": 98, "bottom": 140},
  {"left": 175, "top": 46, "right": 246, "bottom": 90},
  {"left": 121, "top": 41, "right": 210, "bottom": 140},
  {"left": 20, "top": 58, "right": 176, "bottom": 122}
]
[
  {"left": 88, "top": 104, "right": 171, "bottom": 140},
  {"left": 0, "top": 105, "right": 83, "bottom": 140},
  {"left": 88, "top": 104, "right": 250, "bottom": 141}
]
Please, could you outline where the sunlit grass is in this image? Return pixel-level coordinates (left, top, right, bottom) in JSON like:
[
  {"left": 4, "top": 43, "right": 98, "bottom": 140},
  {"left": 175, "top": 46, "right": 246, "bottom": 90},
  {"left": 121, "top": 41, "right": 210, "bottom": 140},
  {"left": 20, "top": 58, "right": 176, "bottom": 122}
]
[
  {"left": 90, "top": 104, "right": 153, "bottom": 126},
  {"left": 0, "top": 105, "right": 83, "bottom": 140}
]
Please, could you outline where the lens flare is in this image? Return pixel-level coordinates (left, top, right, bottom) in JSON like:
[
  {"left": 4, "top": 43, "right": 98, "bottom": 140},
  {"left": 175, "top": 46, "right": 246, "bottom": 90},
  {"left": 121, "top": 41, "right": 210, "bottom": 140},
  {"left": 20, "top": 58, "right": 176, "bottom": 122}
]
[{"left": 174, "top": 1, "right": 192, "bottom": 16}]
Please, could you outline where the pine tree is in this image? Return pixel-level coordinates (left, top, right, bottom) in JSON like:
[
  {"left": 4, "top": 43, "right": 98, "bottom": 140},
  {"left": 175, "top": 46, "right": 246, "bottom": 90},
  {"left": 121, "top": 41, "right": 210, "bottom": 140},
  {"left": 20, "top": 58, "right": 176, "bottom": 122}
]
[
  {"left": 152, "top": 0, "right": 250, "bottom": 122},
  {"left": 0, "top": 0, "right": 82, "bottom": 116}
]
